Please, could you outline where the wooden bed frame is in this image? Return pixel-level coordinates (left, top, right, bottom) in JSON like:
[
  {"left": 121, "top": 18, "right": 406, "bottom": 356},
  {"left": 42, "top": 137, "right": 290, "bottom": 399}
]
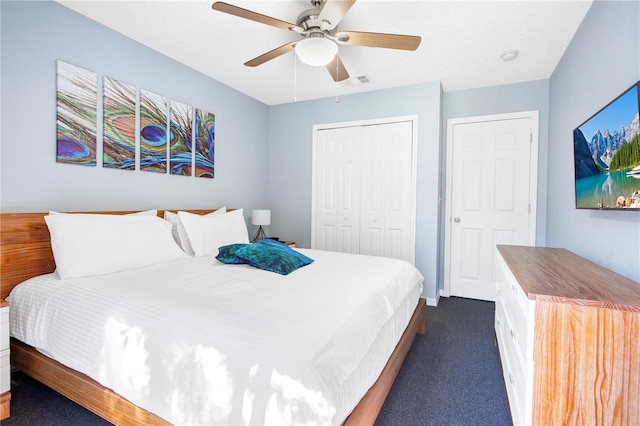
[{"left": 0, "top": 210, "right": 426, "bottom": 425}]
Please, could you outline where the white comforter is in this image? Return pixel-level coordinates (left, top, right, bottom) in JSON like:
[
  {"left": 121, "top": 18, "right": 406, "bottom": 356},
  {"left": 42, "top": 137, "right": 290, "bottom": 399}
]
[{"left": 8, "top": 249, "right": 423, "bottom": 425}]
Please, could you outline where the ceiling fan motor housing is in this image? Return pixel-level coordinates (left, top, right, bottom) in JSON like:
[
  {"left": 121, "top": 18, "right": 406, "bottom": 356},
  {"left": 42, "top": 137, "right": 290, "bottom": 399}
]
[{"left": 297, "top": 8, "right": 326, "bottom": 33}]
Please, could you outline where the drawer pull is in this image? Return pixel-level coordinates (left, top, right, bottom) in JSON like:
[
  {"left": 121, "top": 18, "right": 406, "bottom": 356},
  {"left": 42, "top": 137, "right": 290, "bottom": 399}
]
[
  {"left": 510, "top": 329, "right": 516, "bottom": 340},
  {"left": 509, "top": 372, "right": 514, "bottom": 385}
]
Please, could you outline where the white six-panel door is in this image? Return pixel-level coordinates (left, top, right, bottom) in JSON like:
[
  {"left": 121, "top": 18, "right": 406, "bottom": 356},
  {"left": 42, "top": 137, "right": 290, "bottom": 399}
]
[
  {"left": 312, "top": 118, "right": 416, "bottom": 264},
  {"left": 445, "top": 112, "right": 538, "bottom": 301}
]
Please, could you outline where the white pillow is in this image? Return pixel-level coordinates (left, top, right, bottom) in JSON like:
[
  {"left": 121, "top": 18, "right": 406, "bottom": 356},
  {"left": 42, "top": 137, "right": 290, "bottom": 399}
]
[
  {"left": 177, "top": 209, "right": 249, "bottom": 257},
  {"left": 171, "top": 207, "right": 227, "bottom": 255},
  {"left": 163, "top": 211, "right": 182, "bottom": 247},
  {"left": 44, "top": 214, "right": 188, "bottom": 279}
]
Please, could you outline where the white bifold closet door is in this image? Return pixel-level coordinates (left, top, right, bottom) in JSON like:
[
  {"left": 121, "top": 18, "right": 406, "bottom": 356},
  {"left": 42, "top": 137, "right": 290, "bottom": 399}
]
[{"left": 313, "top": 119, "right": 416, "bottom": 264}]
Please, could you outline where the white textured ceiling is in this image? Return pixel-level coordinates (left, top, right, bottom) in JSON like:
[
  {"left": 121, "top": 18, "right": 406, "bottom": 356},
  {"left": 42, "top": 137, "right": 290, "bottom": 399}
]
[{"left": 56, "top": 0, "right": 593, "bottom": 105}]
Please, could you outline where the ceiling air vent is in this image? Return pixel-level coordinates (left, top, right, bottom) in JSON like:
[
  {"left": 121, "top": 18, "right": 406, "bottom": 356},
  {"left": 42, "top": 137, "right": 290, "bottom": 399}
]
[{"left": 348, "top": 75, "right": 371, "bottom": 86}]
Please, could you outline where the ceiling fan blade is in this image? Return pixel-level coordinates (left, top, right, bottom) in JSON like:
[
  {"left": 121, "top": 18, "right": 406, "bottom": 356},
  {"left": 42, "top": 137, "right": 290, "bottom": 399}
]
[
  {"left": 335, "top": 30, "right": 421, "bottom": 51},
  {"left": 326, "top": 56, "right": 350, "bottom": 82},
  {"left": 244, "top": 41, "right": 297, "bottom": 67},
  {"left": 318, "top": 0, "right": 356, "bottom": 31},
  {"left": 211, "top": 2, "right": 301, "bottom": 32}
]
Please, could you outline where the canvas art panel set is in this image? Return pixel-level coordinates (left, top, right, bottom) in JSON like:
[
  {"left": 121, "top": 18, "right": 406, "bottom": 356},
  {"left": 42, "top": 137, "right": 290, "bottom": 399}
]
[{"left": 55, "top": 60, "right": 215, "bottom": 178}]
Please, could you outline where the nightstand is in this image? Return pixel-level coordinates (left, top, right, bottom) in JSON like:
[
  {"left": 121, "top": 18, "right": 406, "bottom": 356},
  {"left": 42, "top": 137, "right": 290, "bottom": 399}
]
[{"left": 0, "top": 300, "right": 9, "bottom": 420}]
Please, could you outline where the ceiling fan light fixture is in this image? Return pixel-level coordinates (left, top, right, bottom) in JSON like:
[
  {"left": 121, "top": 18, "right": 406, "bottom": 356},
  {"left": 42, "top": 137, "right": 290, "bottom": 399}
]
[{"left": 295, "top": 37, "right": 338, "bottom": 67}]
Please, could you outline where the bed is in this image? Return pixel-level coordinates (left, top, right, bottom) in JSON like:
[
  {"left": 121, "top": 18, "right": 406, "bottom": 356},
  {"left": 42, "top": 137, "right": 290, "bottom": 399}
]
[{"left": 0, "top": 209, "right": 426, "bottom": 425}]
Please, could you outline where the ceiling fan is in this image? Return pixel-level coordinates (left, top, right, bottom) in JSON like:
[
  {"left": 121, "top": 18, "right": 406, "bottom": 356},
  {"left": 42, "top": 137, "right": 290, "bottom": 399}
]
[{"left": 211, "top": 0, "right": 421, "bottom": 82}]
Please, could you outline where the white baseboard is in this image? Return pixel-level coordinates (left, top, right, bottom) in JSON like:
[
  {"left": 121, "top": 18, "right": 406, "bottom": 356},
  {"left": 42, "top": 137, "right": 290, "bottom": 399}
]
[{"left": 426, "top": 295, "right": 439, "bottom": 306}]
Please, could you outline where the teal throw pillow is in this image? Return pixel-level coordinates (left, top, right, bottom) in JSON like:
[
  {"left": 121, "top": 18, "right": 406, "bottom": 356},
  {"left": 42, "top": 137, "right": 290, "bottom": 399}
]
[
  {"left": 235, "top": 239, "right": 314, "bottom": 275},
  {"left": 216, "top": 243, "right": 250, "bottom": 264}
]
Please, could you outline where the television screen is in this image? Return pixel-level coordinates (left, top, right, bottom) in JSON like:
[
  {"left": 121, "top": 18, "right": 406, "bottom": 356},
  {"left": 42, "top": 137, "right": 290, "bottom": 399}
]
[{"left": 573, "top": 81, "right": 640, "bottom": 209}]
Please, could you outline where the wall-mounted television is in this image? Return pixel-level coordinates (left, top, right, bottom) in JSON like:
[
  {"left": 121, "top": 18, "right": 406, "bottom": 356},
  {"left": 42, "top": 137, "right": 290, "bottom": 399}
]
[{"left": 573, "top": 81, "right": 640, "bottom": 210}]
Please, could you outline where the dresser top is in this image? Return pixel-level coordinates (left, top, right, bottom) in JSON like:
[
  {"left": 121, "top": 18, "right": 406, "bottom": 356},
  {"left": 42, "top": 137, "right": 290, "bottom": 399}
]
[{"left": 497, "top": 245, "right": 640, "bottom": 311}]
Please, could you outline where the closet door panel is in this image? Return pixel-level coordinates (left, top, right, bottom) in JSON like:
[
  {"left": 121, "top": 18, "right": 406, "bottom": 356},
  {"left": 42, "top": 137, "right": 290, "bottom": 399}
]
[
  {"left": 359, "top": 138, "right": 384, "bottom": 257},
  {"left": 361, "top": 121, "right": 413, "bottom": 261},
  {"left": 315, "top": 127, "right": 360, "bottom": 254},
  {"left": 314, "top": 130, "right": 338, "bottom": 251}
]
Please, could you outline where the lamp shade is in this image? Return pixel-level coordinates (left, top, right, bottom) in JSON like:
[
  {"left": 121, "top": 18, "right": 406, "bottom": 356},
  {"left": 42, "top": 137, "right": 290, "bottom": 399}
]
[
  {"left": 251, "top": 209, "right": 271, "bottom": 226},
  {"left": 295, "top": 37, "right": 338, "bottom": 67}
]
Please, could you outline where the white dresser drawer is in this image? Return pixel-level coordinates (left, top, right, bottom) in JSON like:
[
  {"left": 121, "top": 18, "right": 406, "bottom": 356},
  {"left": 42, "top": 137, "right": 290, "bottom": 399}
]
[
  {"left": 0, "top": 301, "right": 11, "bottom": 420},
  {"left": 495, "top": 297, "right": 526, "bottom": 425},
  {"left": 0, "top": 307, "right": 8, "bottom": 352},
  {"left": 497, "top": 254, "right": 531, "bottom": 361},
  {"left": 498, "top": 299, "right": 526, "bottom": 395},
  {"left": 497, "top": 254, "right": 529, "bottom": 315},
  {"left": 0, "top": 349, "right": 8, "bottom": 394}
]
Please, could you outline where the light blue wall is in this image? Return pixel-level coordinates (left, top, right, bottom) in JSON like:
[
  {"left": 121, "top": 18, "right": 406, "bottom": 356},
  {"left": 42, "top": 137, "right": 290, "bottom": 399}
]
[
  {"left": 547, "top": 0, "right": 640, "bottom": 282},
  {"left": 267, "top": 83, "right": 443, "bottom": 301},
  {"left": 440, "top": 80, "right": 551, "bottom": 293},
  {"left": 1, "top": 1, "right": 269, "bottom": 219}
]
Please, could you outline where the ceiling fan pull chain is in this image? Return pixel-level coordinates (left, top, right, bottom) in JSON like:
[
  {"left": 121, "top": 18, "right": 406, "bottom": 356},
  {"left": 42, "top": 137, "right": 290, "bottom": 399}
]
[
  {"left": 294, "top": 54, "right": 298, "bottom": 103},
  {"left": 335, "top": 57, "right": 340, "bottom": 103}
]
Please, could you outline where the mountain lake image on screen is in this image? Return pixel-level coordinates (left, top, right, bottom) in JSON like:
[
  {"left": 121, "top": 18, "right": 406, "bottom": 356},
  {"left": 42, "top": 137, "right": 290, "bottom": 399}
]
[{"left": 573, "top": 81, "right": 640, "bottom": 210}]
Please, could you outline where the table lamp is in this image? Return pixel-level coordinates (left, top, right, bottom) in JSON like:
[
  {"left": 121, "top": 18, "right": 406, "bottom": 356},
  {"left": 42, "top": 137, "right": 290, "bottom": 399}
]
[{"left": 251, "top": 209, "right": 270, "bottom": 242}]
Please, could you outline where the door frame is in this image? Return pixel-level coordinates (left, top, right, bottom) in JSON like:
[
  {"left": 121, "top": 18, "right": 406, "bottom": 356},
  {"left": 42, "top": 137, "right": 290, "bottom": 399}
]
[
  {"left": 311, "top": 115, "right": 419, "bottom": 264},
  {"left": 442, "top": 110, "right": 539, "bottom": 297}
]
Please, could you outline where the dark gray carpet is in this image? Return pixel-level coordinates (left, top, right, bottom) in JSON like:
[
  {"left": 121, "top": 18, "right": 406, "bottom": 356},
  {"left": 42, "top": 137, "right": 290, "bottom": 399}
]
[
  {"left": 376, "top": 296, "right": 510, "bottom": 425},
  {"left": 3, "top": 297, "right": 509, "bottom": 425}
]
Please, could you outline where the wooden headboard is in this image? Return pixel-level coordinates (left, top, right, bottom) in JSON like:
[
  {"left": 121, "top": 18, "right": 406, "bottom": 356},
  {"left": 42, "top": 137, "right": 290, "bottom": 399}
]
[{"left": 0, "top": 209, "right": 217, "bottom": 300}]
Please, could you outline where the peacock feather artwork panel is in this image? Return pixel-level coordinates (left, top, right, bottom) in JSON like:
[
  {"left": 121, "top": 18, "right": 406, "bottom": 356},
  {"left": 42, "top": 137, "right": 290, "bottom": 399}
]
[
  {"left": 140, "top": 89, "right": 168, "bottom": 173},
  {"left": 103, "top": 77, "right": 136, "bottom": 170},
  {"left": 56, "top": 61, "right": 98, "bottom": 166},
  {"left": 54, "top": 60, "right": 216, "bottom": 179},
  {"left": 194, "top": 109, "right": 215, "bottom": 178},
  {"left": 169, "top": 100, "right": 193, "bottom": 176}
]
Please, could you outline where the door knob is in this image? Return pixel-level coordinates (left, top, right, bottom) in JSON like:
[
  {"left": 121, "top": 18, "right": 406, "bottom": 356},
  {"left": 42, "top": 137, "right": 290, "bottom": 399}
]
[{"left": 453, "top": 217, "right": 461, "bottom": 223}]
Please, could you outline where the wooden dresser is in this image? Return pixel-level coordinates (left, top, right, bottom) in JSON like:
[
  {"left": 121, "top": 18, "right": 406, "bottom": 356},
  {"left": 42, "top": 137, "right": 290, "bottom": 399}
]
[{"left": 494, "top": 245, "right": 639, "bottom": 426}]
